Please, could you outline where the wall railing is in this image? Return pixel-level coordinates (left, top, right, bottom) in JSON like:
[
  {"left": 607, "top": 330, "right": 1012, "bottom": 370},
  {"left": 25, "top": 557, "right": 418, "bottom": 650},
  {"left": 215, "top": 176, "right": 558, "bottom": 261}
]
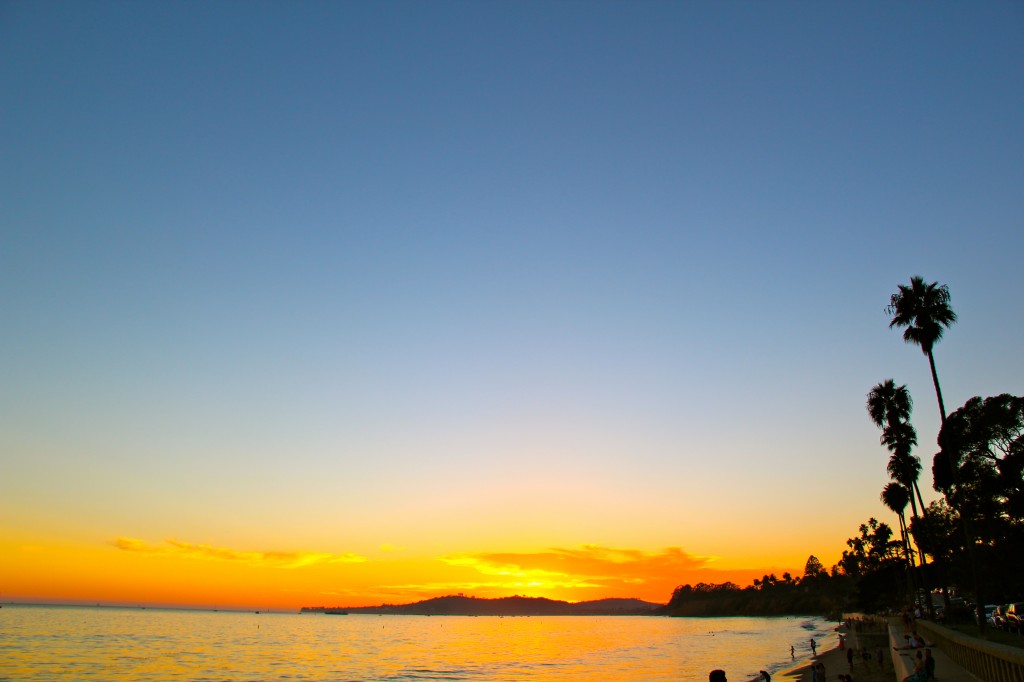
[{"left": 915, "top": 620, "right": 1024, "bottom": 682}]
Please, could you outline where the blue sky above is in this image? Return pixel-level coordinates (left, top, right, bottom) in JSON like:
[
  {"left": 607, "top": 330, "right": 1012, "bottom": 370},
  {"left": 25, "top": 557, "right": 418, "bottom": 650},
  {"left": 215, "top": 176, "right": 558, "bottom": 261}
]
[{"left": 2, "top": 1, "right": 1022, "bottom": 574}]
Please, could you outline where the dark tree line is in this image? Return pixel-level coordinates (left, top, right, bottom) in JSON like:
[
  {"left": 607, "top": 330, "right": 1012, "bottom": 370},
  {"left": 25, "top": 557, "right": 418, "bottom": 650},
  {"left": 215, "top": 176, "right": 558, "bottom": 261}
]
[{"left": 658, "top": 557, "right": 847, "bottom": 617}]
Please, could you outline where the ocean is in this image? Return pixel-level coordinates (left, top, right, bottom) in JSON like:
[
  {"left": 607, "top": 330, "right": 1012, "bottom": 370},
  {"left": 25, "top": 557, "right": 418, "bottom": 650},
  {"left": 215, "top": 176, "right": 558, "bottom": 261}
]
[{"left": 0, "top": 605, "right": 836, "bottom": 681}]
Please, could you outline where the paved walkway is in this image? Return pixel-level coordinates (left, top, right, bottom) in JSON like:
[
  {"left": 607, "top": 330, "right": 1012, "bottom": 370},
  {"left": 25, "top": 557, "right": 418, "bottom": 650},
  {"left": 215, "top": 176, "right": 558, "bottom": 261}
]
[{"left": 888, "top": 622, "right": 983, "bottom": 682}]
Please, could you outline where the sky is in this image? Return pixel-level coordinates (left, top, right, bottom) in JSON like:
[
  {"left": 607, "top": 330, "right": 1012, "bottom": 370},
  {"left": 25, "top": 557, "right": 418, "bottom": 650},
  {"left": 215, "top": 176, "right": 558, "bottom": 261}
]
[{"left": 2, "top": 1, "right": 1022, "bottom": 610}]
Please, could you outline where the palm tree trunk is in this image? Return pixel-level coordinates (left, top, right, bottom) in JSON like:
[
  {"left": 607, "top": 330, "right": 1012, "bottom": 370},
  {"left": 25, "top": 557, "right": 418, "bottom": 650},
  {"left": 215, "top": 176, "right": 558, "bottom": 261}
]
[
  {"left": 910, "top": 481, "right": 947, "bottom": 614},
  {"left": 913, "top": 482, "right": 927, "bottom": 519},
  {"left": 898, "top": 514, "right": 913, "bottom": 566},
  {"left": 904, "top": 485, "right": 935, "bottom": 619},
  {"left": 907, "top": 490, "right": 919, "bottom": 519},
  {"left": 927, "top": 350, "right": 947, "bottom": 423},
  {"left": 928, "top": 350, "right": 985, "bottom": 632},
  {"left": 898, "top": 513, "right": 919, "bottom": 609}
]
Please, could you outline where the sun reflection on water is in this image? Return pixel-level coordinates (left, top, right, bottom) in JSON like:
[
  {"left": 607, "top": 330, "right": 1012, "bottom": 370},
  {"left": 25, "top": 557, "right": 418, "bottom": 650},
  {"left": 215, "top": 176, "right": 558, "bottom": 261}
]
[{"left": 3, "top": 606, "right": 833, "bottom": 681}]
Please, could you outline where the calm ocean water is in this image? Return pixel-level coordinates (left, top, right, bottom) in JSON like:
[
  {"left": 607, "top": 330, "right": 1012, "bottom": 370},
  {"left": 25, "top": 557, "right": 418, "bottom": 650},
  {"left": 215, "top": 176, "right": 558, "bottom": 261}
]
[{"left": 0, "top": 606, "right": 836, "bottom": 681}]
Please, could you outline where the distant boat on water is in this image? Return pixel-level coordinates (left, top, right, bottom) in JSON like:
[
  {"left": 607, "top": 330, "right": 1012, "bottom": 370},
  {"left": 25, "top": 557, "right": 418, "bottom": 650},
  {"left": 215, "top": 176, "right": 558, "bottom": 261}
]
[{"left": 324, "top": 609, "right": 348, "bottom": 615}]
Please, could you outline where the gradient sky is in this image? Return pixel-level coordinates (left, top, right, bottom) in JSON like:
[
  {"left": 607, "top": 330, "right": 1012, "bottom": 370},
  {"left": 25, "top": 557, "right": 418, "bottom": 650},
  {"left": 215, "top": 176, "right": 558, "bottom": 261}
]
[{"left": 2, "top": 1, "right": 1022, "bottom": 610}]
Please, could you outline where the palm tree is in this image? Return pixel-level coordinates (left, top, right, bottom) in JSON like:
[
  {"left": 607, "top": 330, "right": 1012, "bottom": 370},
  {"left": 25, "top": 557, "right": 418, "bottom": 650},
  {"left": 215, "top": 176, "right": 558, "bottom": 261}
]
[
  {"left": 867, "top": 379, "right": 913, "bottom": 430},
  {"left": 881, "top": 482, "right": 912, "bottom": 561},
  {"left": 887, "top": 277, "right": 957, "bottom": 422},
  {"left": 882, "top": 423, "right": 932, "bottom": 591},
  {"left": 887, "top": 277, "right": 981, "bottom": 630},
  {"left": 868, "top": 381, "right": 927, "bottom": 516},
  {"left": 881, "top": 482, "right": 917, "bottom": 606},
  {"left": 868, "top": 379, "right": 934, "bottom": 615},
  {"left": 886, "top": 447, "right": 926, "bottom": 516}
]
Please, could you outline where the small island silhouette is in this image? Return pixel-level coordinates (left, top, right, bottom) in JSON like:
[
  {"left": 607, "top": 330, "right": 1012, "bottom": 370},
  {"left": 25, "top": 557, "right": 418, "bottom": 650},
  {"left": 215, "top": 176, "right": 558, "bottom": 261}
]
[{"left": 301, "top": 595, "right": 661, "bottom": 616}]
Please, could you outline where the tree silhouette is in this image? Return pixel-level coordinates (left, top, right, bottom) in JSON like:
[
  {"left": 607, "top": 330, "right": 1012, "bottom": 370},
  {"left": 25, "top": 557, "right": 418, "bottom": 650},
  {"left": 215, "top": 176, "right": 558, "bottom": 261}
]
[
  {"left": 868, "top": 379, "right": 913, "bottom": 430},
  {"left": 937, "top": 394, "right": 1024, "bottom": 528},
  {"left": 883, "top": 425, "right": 926, "bottom": 516},
  {"left": 887, "top": 276, "right": 957, "bottom": 422},
  {"left": 867, "top": 379, "right": 935, "bottom": 615},
  {"left": 887, "top": 277, "right": 984, "bottom": 630},
  {"left": 804, "top": 555, "right": 826, "bottom": 579},
  {"left": 881, "top": 481, "right": 915, "bottom": 603},
  {"left": 880, "top": 481, "right": 921, "bottom": 606},
  {"left": 868, "top": 383, "right": 928, "bottom": 547},
  {"left": 881, "top": 483, "right": 911, "bottom": 553}
]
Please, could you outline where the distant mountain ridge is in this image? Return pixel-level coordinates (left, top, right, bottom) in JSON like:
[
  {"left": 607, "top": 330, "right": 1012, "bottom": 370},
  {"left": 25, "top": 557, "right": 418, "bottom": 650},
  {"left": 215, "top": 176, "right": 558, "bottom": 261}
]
[{"left": 301, "top": 595, "right": 661, "bottom": 616}]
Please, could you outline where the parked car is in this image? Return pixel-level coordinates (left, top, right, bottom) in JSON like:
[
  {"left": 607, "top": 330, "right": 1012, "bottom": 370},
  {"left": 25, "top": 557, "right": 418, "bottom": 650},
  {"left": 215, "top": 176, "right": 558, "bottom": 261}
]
[
  {"left": 982, "top": 604, "right": 999, "bottom": 627},
  {"left": 992, "top": 605, "right": 1008, "bottom": 630},
  {"left": 1005, "top": 602, "right": 1024, "bottom": 633}
]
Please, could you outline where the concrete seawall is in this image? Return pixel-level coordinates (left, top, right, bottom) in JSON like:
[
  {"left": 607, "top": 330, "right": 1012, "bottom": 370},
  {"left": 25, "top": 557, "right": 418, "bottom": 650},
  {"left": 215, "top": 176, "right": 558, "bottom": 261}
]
[{"left": 913, "top": 620, "right": 1023, "bottom": 682}]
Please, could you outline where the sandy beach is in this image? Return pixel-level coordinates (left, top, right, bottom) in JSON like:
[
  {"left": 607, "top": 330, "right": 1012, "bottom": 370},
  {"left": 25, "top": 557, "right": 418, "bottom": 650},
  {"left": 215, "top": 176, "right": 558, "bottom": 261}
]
[{"left": 779, "top": 621, "right": 894, "bottom": 682}]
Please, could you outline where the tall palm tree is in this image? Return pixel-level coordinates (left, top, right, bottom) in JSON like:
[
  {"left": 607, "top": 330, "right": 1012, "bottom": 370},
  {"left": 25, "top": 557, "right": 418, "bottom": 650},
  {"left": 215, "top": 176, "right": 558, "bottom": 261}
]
[
  {"left": 887, "top": 277, "right": 979, "bottom": 629},
  {"left": 887, "top": 277, "right": 957, "bottom": 422}
]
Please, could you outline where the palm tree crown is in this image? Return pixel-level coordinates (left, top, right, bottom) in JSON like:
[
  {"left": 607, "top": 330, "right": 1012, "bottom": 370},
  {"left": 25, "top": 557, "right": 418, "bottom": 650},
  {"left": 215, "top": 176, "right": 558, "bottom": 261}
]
[
  {"left": 887, "top": 276, "right": 957, "bottom": 356},
  {"left": 887, "top": 449, "right": 923, "bottom": 497},
  {"left": 887, "top": 276, "right": 957, "bottom": 423},
  {"left": 881, "top": 420, "right": 918, "bottom": 457},
  {"left": 880, "top": 482, "right": 916, "bottom": 580},
  {"left": 867, "top": 380, "right": 913, "bottom": 430},
  {"left": 880, "top": 482, "right": 910, "bottom": 518},
  {"left": 884, "top": 423, "right": 924, "bottom": 517}
]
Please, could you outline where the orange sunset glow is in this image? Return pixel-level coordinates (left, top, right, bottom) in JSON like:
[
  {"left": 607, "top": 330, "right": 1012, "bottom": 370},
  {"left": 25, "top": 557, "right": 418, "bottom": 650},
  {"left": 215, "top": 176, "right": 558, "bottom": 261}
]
[{"left": 5, "top": 533, "right": 804, "bottom": 610}]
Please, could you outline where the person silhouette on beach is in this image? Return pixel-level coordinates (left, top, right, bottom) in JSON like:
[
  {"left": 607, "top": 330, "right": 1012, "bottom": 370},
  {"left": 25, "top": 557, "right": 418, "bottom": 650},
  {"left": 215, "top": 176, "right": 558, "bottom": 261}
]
[
  {"left": 710, "top": 669, "right": 727, "bottom": 682},
  {"left": 810, "top": 638, "right": 817, "bottom": 656},
  {"left": 790, "top": 646, "right": 795, "bottom": 659}
]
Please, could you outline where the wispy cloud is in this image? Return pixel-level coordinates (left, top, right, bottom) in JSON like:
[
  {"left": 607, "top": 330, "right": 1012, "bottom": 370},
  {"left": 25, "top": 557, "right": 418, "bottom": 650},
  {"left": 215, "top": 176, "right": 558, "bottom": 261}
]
[
  {"left": 445, "top": 545, "right": 711, "bottom": 578},
  {"left": 437, "top": 545, "right": 714, "bottom": 594},
  {"left": 113, "top": 537, "right": 365, "bottom": 569}
]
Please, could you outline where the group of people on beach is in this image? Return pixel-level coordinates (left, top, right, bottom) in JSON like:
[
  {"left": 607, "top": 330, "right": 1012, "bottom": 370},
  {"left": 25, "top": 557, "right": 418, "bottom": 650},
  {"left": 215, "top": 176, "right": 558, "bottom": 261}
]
[
  {"left": 709, "top": 623, "right": 928, "bottom": 682},
  {"left": 704, "top": 647, "right": 797, "bottom": 682},
  {"left": 708, "top": 634, "right": 830, "bottom": 682},
  {"left": 843, "top": 640, "right": 886, "bottom": 672}
]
